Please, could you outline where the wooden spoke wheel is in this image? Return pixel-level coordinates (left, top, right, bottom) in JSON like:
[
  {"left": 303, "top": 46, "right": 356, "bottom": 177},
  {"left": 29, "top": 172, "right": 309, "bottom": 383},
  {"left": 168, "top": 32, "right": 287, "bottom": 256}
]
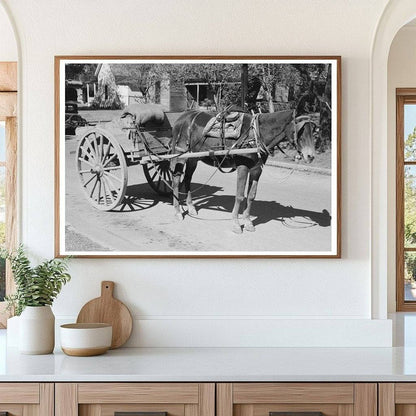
[
  {"left": 143, "top": 159, "right": 173, "bottom": 196},
  {"left": 76, "top": 128, "right": 128, "bottom": 211}
]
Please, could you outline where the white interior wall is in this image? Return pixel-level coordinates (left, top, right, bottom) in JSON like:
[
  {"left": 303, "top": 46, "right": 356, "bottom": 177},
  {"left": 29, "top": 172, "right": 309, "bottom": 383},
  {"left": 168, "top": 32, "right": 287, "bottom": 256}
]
[
  {"left": 387, "top": 25, "right": 416, "bottom": 313},
  {"left": 0, "top": 0, "right": 394, "bottom": 346},
  {"left": 0, "top": 4, "right": 16, "bottom": 61}
]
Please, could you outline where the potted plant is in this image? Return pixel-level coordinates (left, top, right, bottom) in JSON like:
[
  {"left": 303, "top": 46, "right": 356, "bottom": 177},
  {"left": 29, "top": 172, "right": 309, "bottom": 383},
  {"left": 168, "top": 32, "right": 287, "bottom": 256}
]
[{"left": 1, "top": 246, "right": 71, "bottom": 354}]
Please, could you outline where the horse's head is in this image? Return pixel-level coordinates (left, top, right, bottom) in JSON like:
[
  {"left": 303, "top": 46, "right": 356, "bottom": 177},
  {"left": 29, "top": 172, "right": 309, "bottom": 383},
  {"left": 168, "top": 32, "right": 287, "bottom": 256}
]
[
  {"left": 292, "top": 118, "right": 317, "bottom": 164},
  {"left": 253, "top": 111, "right": 318, "bottom": 163}
]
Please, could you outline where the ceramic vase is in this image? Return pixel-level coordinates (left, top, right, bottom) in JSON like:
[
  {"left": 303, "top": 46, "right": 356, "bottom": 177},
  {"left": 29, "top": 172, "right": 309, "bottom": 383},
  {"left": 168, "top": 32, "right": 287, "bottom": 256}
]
[{"left": 19, "top": 306, "right": 55, "bottom": 354}]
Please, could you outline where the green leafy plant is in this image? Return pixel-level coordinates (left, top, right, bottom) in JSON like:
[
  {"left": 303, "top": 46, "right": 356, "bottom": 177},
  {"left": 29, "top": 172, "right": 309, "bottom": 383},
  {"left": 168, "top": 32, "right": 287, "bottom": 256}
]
[{"left": 1, "top": 246, "right": 71, "bottom": 316}]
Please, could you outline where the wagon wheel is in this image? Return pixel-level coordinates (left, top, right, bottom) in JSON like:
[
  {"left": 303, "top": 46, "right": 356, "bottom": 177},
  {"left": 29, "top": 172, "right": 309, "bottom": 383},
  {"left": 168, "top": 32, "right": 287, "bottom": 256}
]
[
  {"left": 143, "top": 159, "right": 173, "bottom": 196},
  {"left": 76, "top": 128, "right": 128, "bottom": 211}
]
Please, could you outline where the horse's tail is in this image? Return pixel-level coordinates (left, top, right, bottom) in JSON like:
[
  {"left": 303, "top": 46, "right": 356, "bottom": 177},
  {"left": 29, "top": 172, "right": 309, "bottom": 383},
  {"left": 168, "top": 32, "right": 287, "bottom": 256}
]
[
  {"left": 171, "top": 119, "right": 184, "bottom": 154},
  {"left": 172, "top": 111, "right": 202, "bottom": 154},
  {"left": 185, "top": 111, "right": 205, "bottom": 151},
  {"left": 171, "top": 112, "right": 193, "bottom": 153}
]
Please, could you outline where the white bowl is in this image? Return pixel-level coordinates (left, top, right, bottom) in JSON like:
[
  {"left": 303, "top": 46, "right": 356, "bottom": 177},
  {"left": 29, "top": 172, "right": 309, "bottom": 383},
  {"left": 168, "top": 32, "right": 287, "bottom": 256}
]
[{"left": 60, "top": 323, "right": 112, "bottom": 356}]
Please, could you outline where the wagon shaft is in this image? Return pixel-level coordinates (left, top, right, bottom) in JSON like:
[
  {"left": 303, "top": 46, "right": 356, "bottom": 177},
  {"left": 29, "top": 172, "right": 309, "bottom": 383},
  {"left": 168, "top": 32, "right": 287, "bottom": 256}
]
[{"left": 139, "top": 147, "right": 260, "bottom": 164}]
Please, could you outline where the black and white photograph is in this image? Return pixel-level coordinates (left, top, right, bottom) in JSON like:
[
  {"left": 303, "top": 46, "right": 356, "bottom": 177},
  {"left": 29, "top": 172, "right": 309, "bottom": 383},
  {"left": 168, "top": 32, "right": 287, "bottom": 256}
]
[{"left": 56, "top": 57, "right": 341, "bottom": 257}]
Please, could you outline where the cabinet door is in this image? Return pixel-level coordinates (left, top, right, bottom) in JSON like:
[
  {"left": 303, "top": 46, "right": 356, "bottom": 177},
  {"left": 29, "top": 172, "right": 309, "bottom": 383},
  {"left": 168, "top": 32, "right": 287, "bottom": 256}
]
[
  {"left": 0, "top": 383, "right": 53, "bottom": 416},
  {"left": 217, "top": 383, "right": 377, "bottom": 416},
  {"left": 56, "top": 383, "right": 215, "bottom": 416},
  {"left": 379, "top": 383, "right": 416, "bottom": 416}
]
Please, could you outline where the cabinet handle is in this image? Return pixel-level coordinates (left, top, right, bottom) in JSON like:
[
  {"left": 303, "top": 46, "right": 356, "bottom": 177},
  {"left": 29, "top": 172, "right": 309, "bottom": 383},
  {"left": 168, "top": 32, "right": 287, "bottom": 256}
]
[
  {"left": 270, "top": 413, "right": 324, "bottom": 416},
  {"left": 115, "top": 412, "right": 167, "bottom": 416}
]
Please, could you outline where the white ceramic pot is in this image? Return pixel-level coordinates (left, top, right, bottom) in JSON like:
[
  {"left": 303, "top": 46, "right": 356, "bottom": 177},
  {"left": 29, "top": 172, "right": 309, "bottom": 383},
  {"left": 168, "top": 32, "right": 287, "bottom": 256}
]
[
  {"left": 60, "top": 323, "right": 112, "bottom": 356},
  {"left": 19, "top": 306, "right": 55, "bottom": 355}
]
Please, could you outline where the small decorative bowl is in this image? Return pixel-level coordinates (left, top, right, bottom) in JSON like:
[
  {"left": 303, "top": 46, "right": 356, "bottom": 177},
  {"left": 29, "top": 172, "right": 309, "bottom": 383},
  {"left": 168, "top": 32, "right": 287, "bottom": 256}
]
[{"left": 60, "top": 323, "right": 112, "bottom": 357}]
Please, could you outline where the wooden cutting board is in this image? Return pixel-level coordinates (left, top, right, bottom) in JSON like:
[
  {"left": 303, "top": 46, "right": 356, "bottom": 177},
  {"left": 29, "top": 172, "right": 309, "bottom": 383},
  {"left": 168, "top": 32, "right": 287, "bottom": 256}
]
[{"left": 76, "top": 281, "right": 133, "bottom": 349}]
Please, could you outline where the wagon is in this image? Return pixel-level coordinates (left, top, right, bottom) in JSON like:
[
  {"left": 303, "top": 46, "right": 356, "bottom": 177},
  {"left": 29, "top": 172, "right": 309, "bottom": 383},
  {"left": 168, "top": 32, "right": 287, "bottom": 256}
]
[{"left": 75, "top": 106, "right": 261, "bottom": 211}]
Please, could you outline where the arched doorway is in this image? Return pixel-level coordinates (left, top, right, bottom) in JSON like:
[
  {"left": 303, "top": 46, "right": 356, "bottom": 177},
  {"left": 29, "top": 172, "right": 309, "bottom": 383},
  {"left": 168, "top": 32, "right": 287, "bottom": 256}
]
[{"left": 371, "top": 0, "right": 416, "bottom": 319}]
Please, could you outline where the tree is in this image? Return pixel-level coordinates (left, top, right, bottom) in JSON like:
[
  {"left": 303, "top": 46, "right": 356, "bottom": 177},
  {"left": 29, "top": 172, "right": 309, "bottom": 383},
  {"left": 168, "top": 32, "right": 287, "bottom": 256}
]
[
  {"left": 246, "top": 63, "right": 329, "bottom": 115},
  {"left": 403, "top": 128, "right": 416, "bottom": 282},
  {"left": 405, "top": 126, "right": 416, "bottom": 161},
  {"left": 317, "top": 65, "right": 332, "bottom": 151},
  {"left": 65, "top": 64, "right": 97, "bottom": 81},
  {"left": 404, "top": 128, "right": 416, "bottom": 250},
  {"left": 121, "top": 64, "right": 163, "bottom": 103},
  {"left": 129, "top": 63, "right": 241, "bottom": 110},
  {"left": 251, "top": 64, "right": 277, "bottom": 112},
  {"left": 290, "top": 64, "right": 331, "bottom": 150},
  {"left": 405, "top": 166, "right": 416, "bottom": 246},
  {"left": 161, "top": 63, "right": 241, "bottom": 110},
  {"left": 405, "top": 252, "right": 416, "bottom": 282},
  {"left": 248, "top": 64, "right": 302, "bottom": 113}
]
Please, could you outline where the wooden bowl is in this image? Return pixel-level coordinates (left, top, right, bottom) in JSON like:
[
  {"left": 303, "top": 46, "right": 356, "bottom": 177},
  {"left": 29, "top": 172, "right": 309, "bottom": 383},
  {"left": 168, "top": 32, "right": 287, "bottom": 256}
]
[{"left": 60, "top": 323, "right": 112, "bottom": 356}]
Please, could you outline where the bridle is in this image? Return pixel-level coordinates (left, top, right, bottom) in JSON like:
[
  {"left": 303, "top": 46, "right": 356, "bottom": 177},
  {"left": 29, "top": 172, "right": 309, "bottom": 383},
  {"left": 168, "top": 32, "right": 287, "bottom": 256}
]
[
  {"left": 291, "top": 110, "right": 319, "bottom": 159},
  {"left": 292, "top": 109, "right": 300, "bottom": 153},
  {"left": 252, "top": 110, "right": 315, "bottom": 160}
]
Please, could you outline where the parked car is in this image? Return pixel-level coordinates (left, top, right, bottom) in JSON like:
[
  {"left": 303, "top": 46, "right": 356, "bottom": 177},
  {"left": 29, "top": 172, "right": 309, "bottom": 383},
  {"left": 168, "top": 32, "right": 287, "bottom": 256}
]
[{"left": 65, "top": 101, "right": 87, "bottom": 135}]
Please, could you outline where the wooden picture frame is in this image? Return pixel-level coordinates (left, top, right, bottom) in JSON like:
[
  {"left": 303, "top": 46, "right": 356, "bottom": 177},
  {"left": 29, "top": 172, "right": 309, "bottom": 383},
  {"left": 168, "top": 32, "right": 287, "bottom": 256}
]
[{"left": 55, "top": 56, "right": 341, "bottom": 258}]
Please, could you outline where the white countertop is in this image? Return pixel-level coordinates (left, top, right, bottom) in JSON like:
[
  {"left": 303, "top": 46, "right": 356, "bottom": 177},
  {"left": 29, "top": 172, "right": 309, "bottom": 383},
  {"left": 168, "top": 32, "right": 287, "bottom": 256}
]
[{"left": 1, "top": 329, "right": 416, "bottom": 382}]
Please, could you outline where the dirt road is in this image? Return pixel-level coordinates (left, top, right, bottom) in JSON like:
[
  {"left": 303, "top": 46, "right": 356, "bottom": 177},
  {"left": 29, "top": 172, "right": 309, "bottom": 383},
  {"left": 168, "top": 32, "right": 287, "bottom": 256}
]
[{"left": 64, "top": 137, "right": 333, "bottom": 254}]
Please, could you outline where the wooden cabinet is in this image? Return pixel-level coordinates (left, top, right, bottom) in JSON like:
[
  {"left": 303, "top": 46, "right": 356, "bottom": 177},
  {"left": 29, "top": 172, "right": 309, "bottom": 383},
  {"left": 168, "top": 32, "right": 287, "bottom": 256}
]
[
  {"left": 217, "top": 383, "right": 377, "bottom": 416},
  {"left": 55, "top": 383, "right": 215, "bottom": 416},
  {"left": 379, "top": 383, "right": 416, "bottom": 416},
  {"left": 0, "top": 381, "right": 383, "bottom": 416},
  {"left": 0, "top": 383, "right": 53, "bottom": 416}
]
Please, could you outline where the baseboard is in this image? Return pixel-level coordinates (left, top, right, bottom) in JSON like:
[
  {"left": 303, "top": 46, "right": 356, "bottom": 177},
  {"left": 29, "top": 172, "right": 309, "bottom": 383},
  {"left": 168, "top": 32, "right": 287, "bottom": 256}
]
[{"left": 55, "top": 317, "right": 392, "bottom": 347}]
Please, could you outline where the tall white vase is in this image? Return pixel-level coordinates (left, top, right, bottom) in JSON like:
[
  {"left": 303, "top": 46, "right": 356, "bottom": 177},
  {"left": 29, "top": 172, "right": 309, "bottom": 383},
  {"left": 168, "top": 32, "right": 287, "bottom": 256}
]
[{"left": 19, "top": 306, "right": 55, "bottom": 354}]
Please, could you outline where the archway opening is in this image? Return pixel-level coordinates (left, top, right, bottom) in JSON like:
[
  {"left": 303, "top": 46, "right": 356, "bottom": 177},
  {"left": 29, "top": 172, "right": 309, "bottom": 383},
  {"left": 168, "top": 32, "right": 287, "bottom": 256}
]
[
  {"left": 387, "top": 18, "right": 416, "bottom": 313},
  {"left": 371, "top": 1, "right": 416, "bottom": 322}
]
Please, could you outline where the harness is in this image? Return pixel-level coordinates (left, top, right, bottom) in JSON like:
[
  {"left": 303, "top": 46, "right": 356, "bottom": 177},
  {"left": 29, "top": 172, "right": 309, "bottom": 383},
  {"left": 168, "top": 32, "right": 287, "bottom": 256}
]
[
  {"left": 184, "top": 109, "right": 313, "bottom": 170},
  {"left": 251, "top": 110, "right": 304, "bottom": 161}
]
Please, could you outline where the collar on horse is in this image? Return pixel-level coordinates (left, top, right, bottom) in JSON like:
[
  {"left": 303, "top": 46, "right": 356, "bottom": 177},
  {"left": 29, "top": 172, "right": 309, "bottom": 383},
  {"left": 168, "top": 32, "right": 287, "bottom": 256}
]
[{"left": 251, "top": 110, "right": 298, "bottom": 160}]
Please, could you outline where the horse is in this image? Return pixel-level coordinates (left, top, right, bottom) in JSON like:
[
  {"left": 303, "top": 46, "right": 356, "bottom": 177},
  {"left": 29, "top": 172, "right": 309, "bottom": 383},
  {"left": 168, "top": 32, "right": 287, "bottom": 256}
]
[{"left": 170, "top": 109, "right": 317, "bottom": 234}]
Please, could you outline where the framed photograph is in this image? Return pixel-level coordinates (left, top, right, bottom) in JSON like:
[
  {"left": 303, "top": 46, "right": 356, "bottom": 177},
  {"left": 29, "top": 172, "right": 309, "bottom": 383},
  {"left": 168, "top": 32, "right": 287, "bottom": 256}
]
[{"left": 55, "top": 56, "right": 341, "bottom": 258}]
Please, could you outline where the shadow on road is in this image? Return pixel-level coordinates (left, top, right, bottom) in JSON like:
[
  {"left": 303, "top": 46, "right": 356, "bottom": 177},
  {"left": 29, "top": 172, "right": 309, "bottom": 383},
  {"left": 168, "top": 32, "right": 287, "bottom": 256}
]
[
  {"left": 195, "top": 194, "right": 331, "bottom": 228},
  {"left": 112, "top": 183, "right": 161, "bottom": 212},
  {"left": 112, "top": 183, "right": 222, "bottom": 212},
  {"left": 112, "top": 183, "right": 224, "bottom": 213},
  {"left": 112, "top": 181, "right": 331, "bottom": 230},
  {"left": 251, "top": 202, "right": 331, "bottom": 228}
]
